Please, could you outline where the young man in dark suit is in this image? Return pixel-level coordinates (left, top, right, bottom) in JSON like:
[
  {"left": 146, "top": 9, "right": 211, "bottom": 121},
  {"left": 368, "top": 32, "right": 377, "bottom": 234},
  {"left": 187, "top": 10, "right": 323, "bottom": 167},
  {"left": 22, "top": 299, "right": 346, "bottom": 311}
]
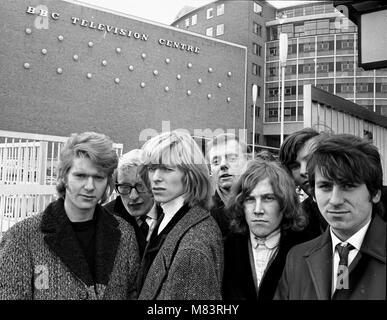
[{"left": 275, "top": 134, "right": 386, "bottom": 300}]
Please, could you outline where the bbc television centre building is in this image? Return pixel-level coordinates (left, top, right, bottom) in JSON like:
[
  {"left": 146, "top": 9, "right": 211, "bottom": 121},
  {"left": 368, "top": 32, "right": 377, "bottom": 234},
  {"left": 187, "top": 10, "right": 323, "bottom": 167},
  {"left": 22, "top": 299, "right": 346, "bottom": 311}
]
[{"left": 0, "top": 0, "right": 248, "bottom": 151}]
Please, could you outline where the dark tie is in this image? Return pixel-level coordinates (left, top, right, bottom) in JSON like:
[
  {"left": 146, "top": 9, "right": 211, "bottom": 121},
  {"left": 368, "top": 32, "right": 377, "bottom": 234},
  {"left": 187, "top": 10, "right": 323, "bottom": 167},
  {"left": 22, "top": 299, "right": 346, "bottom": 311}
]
[
  {"left": 336, "top": 243, "right": 355, "bottom": 290},
  {"left": 139, "top": 215, "right": 149, "bottom": 238}
]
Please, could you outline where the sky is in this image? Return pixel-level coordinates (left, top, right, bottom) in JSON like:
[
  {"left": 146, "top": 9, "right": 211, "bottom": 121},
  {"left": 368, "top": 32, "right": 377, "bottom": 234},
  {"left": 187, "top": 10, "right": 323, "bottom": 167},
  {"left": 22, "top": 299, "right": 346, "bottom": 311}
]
[{"left": 72, "top": 0, "right": 315, "bottom": 25}]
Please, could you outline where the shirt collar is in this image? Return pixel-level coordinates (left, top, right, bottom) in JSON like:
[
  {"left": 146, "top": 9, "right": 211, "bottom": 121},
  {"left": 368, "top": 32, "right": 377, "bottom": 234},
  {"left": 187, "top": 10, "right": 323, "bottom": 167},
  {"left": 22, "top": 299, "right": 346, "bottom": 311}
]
[
  {"left": 134, "top": 202, "right": 157, "bottom": 223},
  {"left": 160, "top": 195, "right": 185, "bottom": 218},
  {"left": 330, "top": 218, "right": 371, "bottom": 254},
  {"left": 250, "top": 228, "right": 281, "bottom": 249}
]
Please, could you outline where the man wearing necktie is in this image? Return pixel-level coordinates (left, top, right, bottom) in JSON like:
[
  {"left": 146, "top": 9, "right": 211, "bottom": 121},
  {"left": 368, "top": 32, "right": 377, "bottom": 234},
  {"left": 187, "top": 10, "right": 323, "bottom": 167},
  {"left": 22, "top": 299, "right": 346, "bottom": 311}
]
[
  {"left": 223, "top": 159, "right": 310, "bottom": 300},
  {"left": 104, "top": 149, "right": 157, "bottom": 256},
  {"left": 275, "top": 134, "right": 386, "bottom": 300}
]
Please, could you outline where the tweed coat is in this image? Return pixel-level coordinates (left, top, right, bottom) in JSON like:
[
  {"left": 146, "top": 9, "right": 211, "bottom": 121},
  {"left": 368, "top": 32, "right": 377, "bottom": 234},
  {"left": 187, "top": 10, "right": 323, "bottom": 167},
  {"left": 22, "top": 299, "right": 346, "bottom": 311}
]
[
  {"left": 0, "top": 198, "right": 140, "bottom": 300},
  {"left": 138, "top": 205, "right": 224, "bottom": 300},
  {"left": 275, "top": 214, "right": 386, "bottom": 300}
]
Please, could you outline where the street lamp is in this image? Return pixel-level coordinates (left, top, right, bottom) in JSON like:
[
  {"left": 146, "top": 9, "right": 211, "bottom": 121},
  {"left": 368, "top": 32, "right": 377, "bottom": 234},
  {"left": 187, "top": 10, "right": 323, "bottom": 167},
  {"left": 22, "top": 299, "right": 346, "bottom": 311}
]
[
  {"left": 279, "top": 33, "right": 288, "bottom": 146},
  {"left": 252, "top": 84, "right": 258, "bottom": 159}
]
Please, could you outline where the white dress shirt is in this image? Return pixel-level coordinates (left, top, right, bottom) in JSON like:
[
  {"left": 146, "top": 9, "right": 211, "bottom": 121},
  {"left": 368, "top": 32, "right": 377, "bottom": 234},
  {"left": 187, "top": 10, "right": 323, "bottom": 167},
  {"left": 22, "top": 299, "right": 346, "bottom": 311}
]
[
  {"left": 250, "top": 228, "right": 281, "bottom": 289},
  {"left": 330, "top": 218, "right": 371, "bottom": 295},
  {"left": 157, "top": 195, "right": 185, "bottom": 235}
]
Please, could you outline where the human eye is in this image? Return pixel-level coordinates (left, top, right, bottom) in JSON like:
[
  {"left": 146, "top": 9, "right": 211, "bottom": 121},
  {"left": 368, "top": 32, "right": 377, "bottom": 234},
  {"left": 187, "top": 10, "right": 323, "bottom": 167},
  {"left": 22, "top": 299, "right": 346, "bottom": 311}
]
[
  {"left": 316, "top": 182, "right": 332, "bottom": 191},
  {"left": 289, "top": 162, "right": 300, "bottom": 171},
  {"left": 74, "top": 173, "right": 87, "bottom": 179},
  {"left": 244, "top": 196, "right": 255, "bottom": 204},
  {"left": 262, "top": 194, "right": 276, "bottom": 201},
  {"left": 342, "top": 183, "right": 357, "bottom": 191},
  {"left": 227, "top": 154, "right": 239, "bottom": 162},
  {"left": 211, "top": 157, "right": 220, "bottom": 166},
  {"left": 94, "top": 175, "right": 106, "bottom": 181},
  {"left": 135, "top": 184, "right": 147, "bottom": 192}
]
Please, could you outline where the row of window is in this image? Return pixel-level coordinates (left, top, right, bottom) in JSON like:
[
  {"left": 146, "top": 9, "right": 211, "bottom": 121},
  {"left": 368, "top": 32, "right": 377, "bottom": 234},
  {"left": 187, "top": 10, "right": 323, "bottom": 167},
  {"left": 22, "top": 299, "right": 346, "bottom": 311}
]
[
  {"left": 179, "top": 3, "right": 224, "bottom": 28},
  {"left": 206, "top": 24, "right": 224, "bottom": 37},
  {"left": 267, "top": 83, "right": 387, "bottom": 97},
  {"left": 267, "top": 40, "right": 355, "bottom": 58},
  {"left": 268, "top": 62, "right": 358, "bottom": 76}
]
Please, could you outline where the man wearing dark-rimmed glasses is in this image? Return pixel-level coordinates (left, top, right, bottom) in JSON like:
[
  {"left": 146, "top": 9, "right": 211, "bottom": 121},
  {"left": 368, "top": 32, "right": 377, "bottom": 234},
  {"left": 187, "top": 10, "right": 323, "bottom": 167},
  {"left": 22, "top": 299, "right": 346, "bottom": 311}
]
[{"left": 104, "top": 149, "right": 156, "bottom": 256}]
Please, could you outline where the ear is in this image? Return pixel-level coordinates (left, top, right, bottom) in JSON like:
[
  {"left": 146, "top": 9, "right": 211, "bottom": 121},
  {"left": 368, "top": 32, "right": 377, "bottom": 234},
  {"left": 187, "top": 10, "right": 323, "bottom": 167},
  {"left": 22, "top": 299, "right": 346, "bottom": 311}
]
[{"left": 371, "top": 190, "right": 381, "bottom": 204}]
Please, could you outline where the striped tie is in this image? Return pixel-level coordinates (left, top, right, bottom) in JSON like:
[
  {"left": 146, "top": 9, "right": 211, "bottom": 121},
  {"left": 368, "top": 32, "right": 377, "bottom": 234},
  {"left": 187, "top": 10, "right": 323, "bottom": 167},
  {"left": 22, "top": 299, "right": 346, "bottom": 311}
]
[{"left": 336, "top": 243, "right": 355, "bottom": 290}]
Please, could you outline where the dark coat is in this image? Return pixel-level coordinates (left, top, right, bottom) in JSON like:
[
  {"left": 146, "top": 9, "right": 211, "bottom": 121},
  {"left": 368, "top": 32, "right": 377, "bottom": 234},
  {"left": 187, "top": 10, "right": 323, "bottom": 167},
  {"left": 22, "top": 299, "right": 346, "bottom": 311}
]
[
  {"left": 138, "top": 205, "right": 224, "bottom": 300},
  {"left": 210, "top": 191, "right": 231, "bottom": 239},
  {"left": 0, "top": 198, "right": 140, "bottom": 300},
  {"left": 104, "top": 197, "right": 147, "bottom": 256},
  {"left": 222, "top": 230, "right": 310, "bottom": 300},
  {"left": 300, "top": 196, "right": 328, "bottom": 240},
  {"left": 275, "top": 214, "right": 386, "bottom": 300}
]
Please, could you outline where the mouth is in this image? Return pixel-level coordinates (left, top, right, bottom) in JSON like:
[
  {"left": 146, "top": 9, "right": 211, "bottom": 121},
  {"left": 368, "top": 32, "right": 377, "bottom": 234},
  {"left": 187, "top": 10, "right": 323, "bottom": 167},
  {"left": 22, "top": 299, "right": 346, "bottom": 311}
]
[
  {"left": 80, "top": 195, "right": 96, "bottom": 200},
  {"left": 327, "top": 210, "right": 350, "bottom": 215},
  {"left": 219, "top": 173, "right": 233, "bottom": 180},
  {"left": 253, "top": 220, "right": 268, "bottom": 223},
  {"left": 152, "top": 187, "right": 166, "bottom": 192}
]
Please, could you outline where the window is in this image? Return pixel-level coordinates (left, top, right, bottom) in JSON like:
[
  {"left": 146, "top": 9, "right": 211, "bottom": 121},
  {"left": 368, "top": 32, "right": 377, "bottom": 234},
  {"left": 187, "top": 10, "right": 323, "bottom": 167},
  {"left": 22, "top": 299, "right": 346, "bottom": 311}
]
[
  {"left": 284, "top": 108, "right": 292, "bottom": 116},
  {"left": 317, "top": 63, "right": 329, "bottom": 72},
  {"left": 318, "top": 84, "right": 329, "bottom": 92},
  {"left": 285, "top": 87, "right": 292, "bottom": 95},
  {"left": 303, "top": 64, "right": 314, "bottom": 73},
  {"left": 191, "top": 14, "right": 197, "bottom": 25},
  {"left": 253, "top": 43, "right": 262, "bottom": 56},
  {"left": 217, "top": 3, "right": 224, "bottom": 16},
  {"left": 341, "top": 40, "right": 354, "bottom": 49},
  {"left": 253, "top": 22, "right": 262, "bottom": 36},
  {"left": 381, "top": 84, "right": 387, "bottom": 93},
  {"left": 206, "top": 27, "right": 213, "bottom": 37},
  {"left": 252, "top": 63, "right": 261, "bottom": 76},
  {"left": 185, "top": 18, "right": 190, "bottom": 27},
  {"left": 253, "top": 2, "right": 262, "bottom": 15},
  {"left": 207, "top": 8, "right": 214, "bottom": 19},
  {"left": 318, "top": 42, "right": 329, "bottom": 51},
  {"left": 303, "top": 43, "right": 315, "bottom": 52},
  {"left": 216, "top": 24, "right": 224, "bottom": 36},
  {"left": 269, "top": 109, "right": 278, "bottom": 117},
  {"left": 269, "top": 47, "right": 277, "bottom": 56},
  {"left": 357, "top": 83, "right": 370, "bottom": 92},
  {"left": 341, "top": 62, "right": 353, "bottom": 72},
  {"left": 341, "top": 84, "right": 353, "bottom": 93},
  {"left": 269, "top": 67, "right": 277, "bottom": 77},
  {"left": 269, "top": 88, "right": 279, "bottom": 97}
]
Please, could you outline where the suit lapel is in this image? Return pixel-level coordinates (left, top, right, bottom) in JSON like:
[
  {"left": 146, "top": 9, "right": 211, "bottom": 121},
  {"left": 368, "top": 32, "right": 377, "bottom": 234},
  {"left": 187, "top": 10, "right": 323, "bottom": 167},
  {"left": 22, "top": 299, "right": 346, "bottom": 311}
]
[
  {"left": 304, "top": 230, "right": 333, "bottom": 300},
  {"left": 41, "top": 199, "right": 94, "bottom": 286}
]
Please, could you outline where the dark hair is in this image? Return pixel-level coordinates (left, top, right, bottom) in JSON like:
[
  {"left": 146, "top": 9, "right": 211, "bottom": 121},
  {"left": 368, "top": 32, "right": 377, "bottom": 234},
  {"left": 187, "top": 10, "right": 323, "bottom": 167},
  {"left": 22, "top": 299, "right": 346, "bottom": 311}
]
[
  {"left": 56, "top": 132, "right": 118, "bottom": 203},
  {"left": 227, "top": 160, "right": 307, "bottom": 235},
  {"left": 279, "top": 128, "right": 319, "bottom": 172},
  {"left": 307, "top": 134, "right": 383, "bottom": 215}
]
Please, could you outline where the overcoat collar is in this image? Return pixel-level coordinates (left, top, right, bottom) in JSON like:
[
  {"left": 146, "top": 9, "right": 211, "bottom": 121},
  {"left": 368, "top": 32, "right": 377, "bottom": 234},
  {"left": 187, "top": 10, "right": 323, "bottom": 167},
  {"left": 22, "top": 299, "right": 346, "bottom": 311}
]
[
  {"left": 303, "top": 214, "right": 386, "bottom": 300},
  {"left": 40, "top": 198, "right": 121, "bottom": 293},
  {"left": 141, "top": 205, "right": 209, "bottom": 299}
]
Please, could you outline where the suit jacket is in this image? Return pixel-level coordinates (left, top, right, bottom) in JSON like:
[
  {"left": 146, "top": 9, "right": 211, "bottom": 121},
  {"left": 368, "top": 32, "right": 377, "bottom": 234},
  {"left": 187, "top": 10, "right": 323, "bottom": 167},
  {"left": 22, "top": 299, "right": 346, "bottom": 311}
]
[
  {"left": 104, "top": 197, "right": 147, "bottom": 256},
  {"left": 0, "top": 198, "right": 140, "bottom": 300},
  {"left": 138, "top": 205, "right": 224, "bottom": 300},
  {"left": 275, "top": 214, "right": 386, "bottom": 300},
  {"left": 222, "top": 230, "right": 310, "bottom": 300},
  {"left": 210, "top": 191, "right": 231, "bottom": 239}
]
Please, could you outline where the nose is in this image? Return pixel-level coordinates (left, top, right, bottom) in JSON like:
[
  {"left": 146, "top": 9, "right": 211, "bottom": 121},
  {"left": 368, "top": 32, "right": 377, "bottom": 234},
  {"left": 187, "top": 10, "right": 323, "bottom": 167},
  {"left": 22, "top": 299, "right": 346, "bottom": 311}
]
[
  {"left": 128, "top": 186, "right": 139, "bottom": 200},
  {"left": 329, "top": 185, "right": 344, "bottom": 206},
  {"left": 84, "top": 177, "right": 95, "bottom": 191},
  {"left": 220, "top": 157, "right": 229, "bottom": 170},
  {"left": 151, "top": 168, "right": 163, "bottom": 182},
  {"left": 254, "top": 199, "right": 264, "bottom": 215}
]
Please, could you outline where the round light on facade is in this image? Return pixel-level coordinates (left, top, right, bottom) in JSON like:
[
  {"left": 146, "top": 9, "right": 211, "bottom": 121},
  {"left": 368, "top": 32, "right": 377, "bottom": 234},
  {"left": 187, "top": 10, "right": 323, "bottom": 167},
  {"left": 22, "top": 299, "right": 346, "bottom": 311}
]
[
  {"left": 227, "top": 97, "right": 231, "bottom": 102},
  {"left": 58, "top": 35, "right": 64, "bottom": 41},
  {"left": 176, "top": 74, "right": 181, "bottom": 80},
  {"left": 57, "top": 68, "right": 63, "bottom": 74},
  {"left": 153, "top": 70, "right": 159, "bottom": 76},
  {"left": 116, "top": 47, "right": 121, "bottom": 53},
  {"left": 165, "top": 86, "right": 169, "bottom": 92},
  {"left": 102, "top": 60, "right": 107, "bottom": 66},
  {"left": 218, "top": 83, "right": 222, "bottom": 88},
  {"left": 73, "top": 55, "right": 79, "bottom": 61},
  {"left": 141, "top": 53, "right": 146, "bottom": 59},
  {"left": 128, "top": 65, "right": 134, "bottom": 71},
  {"left": 86, "top": 73, "right": 92, "bottom": 79},
  {"left": 23, "top": 63, "right": 30, "bottom": 69},
  {"left": 114, "top": 78, "right": 120, "bottom": 84},
  {"left": 25, "top": 28, "right": 32, "bottom": 34},
  {"left": 208, "top": 67, "right": 213, "bottom": 73},
  {"left": 41, "top": 48, "right": 47, "bottom": 55},
  {"left": 140, "top": 82, "right": 146, "bottom": 88},
  {"left": 187, "top": 62, "right": 192, "bottom": 68},
  {"left": 187, "top": 90, "right": 192, "bottom": 96},
  {"left": 197, "top": 78, "right": 202, "bottom": 84},
  {"left": 227, "top": 71, "right": 232, "bottom": 77},
  {"left": 88, "top": 41, "right": 94, "bottom": 47},
  {"left": 207, "top": 94, "right": 212, "bottom": 99},
  {"left": 165, "top": 58, "right": 171, "bottom": 64}
]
